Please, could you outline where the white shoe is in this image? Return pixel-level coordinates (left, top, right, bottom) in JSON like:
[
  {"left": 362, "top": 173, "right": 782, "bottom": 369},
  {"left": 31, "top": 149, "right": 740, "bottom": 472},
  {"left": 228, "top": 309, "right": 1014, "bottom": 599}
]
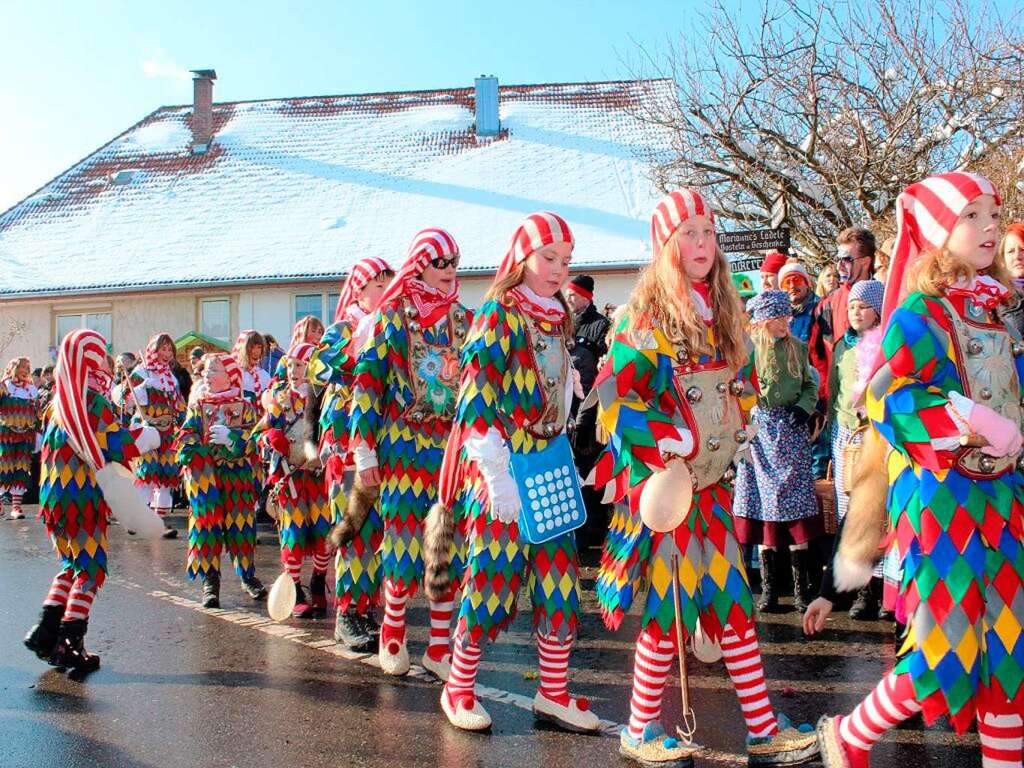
[
  {"left": 532, "top": 691, "right": 601, "bottom": 733},
  {"left": 9, "top": 509, "right": 24, "bottom": 520},
  {"left": 441, "top": 687, "right": 491, "bottom": 731},
  {"left": 379, "top": 636, "right": 410, "bottom": 676},
  {"left": 421, "top": 652, "right": 451, "bottom": 681}
]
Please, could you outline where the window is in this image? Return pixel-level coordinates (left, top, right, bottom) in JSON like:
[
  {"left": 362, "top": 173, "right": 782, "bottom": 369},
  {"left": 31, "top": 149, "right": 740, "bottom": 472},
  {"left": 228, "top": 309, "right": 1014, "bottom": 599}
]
[
  {"left": 294, "top": 294, "right": 324, "bottom": 324},
  {"left": 55, "top": 311, "right": 112, "bottom": 347},
  {"left": 327, "top": 293, "right": 339, "bottom": 319},
  {"left": 200, "top": 298, "right": 230, "bottom": 342}
]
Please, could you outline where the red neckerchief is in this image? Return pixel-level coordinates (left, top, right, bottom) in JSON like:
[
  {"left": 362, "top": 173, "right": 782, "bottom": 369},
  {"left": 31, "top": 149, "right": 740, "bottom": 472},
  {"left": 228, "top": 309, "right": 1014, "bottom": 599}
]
[
  {"left": 407, "top": 277, "right": 460, "bottom": 328},
  {"left": 947, "top": 275, "right": 1010, "bottom": 312},
  {"left": 197, "top": 385, "right": 243, "bottom": 406},
  {"left": 509, "top": 286, "right": 566, "bottom": 324},
  {"left": 143, "top": 348, "right": 179, "bottom": 394},
  {"left": 690, "top": 280, "right": 714, "bottom": 327}
]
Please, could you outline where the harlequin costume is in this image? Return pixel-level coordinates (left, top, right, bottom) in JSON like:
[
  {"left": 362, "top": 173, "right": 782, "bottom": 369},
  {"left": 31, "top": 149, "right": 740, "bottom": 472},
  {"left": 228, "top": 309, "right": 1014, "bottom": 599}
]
[
  {"left": 260, "top": 342, "right": 333, "bottom": 618},
  {"left": 429, "top": 212, "right": 599, "bottom": 734},
  {"left": 818, "top": 173, "right": 1024, "bottom": 768},
  {"left": 308, "top": 257, "right": 392, "bottom": 651},
  {"left": 233, "top": 330, "right": 271, "bottom": 409},
  {"left": 590, "top": 190, "right": 818, "bottom": 766},
  {"left": 175, "top": 354, "right": 266, "bottom": 608},
  {"left": 0, "top": 357, "right": 40, "bottom": 519},
  {"left": 348, "top": 229, "right": 469, "bottom": 679},
  {"left": 23, "top": 330, "right": 159, "bottom": 677},
  {"left": 127, "top": 334, "right": 186, "bottom": 533}
]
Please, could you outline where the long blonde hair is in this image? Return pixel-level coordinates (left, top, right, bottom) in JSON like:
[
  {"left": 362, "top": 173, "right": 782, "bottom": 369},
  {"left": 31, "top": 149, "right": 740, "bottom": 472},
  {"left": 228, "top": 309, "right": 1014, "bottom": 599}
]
[
  {"left": 749, "top": 323, "right": 801, "bottom": 385},
  {"left": 623, "top": 237, "right": 746, "bottom": 369},
  {"left": 484, "top": 263, "right": 574, "bottom": 340},
  {"left": 815, "top": 265, "right": 838, "bottom": 298},
  {"left": 907, "top": 246, "right": 1013, "bottom": 298}
]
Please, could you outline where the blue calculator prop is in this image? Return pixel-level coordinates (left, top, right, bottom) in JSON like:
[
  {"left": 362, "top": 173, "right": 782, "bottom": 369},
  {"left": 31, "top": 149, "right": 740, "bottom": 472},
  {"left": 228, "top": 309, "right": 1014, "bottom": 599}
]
[{"left": 510, "top": 434, "right": 587, "bottom": 545}]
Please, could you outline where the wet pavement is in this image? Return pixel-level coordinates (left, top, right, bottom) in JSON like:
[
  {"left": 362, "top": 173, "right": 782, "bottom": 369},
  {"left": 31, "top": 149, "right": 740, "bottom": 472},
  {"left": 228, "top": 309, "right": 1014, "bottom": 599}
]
[{"left": 0, "top": 509, "right": 980, "bottom": 768}]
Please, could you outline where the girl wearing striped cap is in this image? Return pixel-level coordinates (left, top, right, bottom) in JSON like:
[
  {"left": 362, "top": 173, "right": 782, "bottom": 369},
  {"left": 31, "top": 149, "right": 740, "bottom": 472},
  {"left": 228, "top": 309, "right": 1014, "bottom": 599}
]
[
  {"left": 818, "top": 174, "right": 1024, "bottom": 767},
  {"left": 175, "top": 353, "right": 266, "bottom": 609},
  {"left": 427, "top": 212, "right": 600, "bottom": 734},
  {"left": 347, "top": 229, "right": 471, "bottom": 679},
  {"left": 307, "top": 256, "right": 394, "bottom": 652},
  {"left": 23, "top": 329, "right": 160, "bottom": 677},
  {"left": 590, "top": 189, "right": 818, "bottom": 766},
  {"left": 0, "top": 356, "right": 41, "bottom": 519}
]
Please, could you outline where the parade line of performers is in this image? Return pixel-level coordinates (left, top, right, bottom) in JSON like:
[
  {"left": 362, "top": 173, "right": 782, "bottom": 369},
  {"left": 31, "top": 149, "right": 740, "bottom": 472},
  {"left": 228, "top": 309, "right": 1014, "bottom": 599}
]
[{"left": 8, "top": 173, "right": 1024, "bottom": 768}]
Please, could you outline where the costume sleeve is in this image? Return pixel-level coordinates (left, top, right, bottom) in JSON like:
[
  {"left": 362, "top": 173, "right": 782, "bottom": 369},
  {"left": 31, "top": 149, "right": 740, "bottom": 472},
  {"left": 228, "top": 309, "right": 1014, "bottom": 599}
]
[
  {"left": 174, "top": 406, "right": 204, "bottom": 466},
  {"left": 93, "top": 394, "right": 143, "bottom": 466},
  {"left": 308, "top": 321, "right": 352, "bottom": 388},
  {"left": 349, "top": 307, "right": 402, "bottom": 453},
  {"left": 451, "top": 301, "right": 515, "bottom": 439},
  {"left": 866, "top": 294, "right": 970, "bottom": 472},
  {"left": 128, "top": 367, "right": 149, "bottom": 406}
]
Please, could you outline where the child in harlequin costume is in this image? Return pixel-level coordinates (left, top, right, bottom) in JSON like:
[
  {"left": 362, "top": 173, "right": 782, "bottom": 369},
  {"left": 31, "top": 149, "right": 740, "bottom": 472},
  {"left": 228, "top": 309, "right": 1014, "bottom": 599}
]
[
  {"left": 175, "top": 353, "right": 267, "bottom": 609},
  {"left": 260, "top": 342, "right": 333, "bottom": 618},
  {"left": 125, "top": 333, "right": 186, "bottom": 539},
  {"left": 270, "top": 316, "right": 325, "bottom": 389},
  {"left": 308, "top": 257, "right": 394, "bottom": 651},
  {"left": 816, "top": 174, "right": 1024, "bottom": 768},
  {"left": 348, "top": 228, "right": 470, "bottom": 680},
  {"left": 233, "top": 330, "right": 271, "bottom": 409},
  {"left": 732, "top": 290, "right": 822, "bottom": 614},
  {"left": 23, "top": 330, "right": 160, "bottom": 677},
  {"left": 0, "top": 357, "right": 41, "bottom": 519},
  {"left": 431, "top": 212, "right": 600, "bottom": 734},
  {"left": 590, "top": 190, "right": 818, "bottom": 766}
]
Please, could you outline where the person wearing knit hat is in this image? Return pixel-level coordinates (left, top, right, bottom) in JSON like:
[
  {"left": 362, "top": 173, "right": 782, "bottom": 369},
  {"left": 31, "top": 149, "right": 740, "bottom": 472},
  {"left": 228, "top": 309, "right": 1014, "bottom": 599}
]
[
  {"left": 733, "top": 289, "right": 822, "bottom": 620},
  {"left": 23, "top": 329, "right": 160, "bottom": 678},
  {"left": 817, "top": 173, "right": 1024, "bottom": 768},
  {"left": 307, "top": 256, "right": 394, "bottom": 651},
  {"left": 123, "top": 332, "right": 186, "bottom": 539},
  {"left": 347, "top": 228, "right": 471, "bottom": 680},
  {"left": 760, "top": 250, "right": 788, "bottom": 290},
  {"left": 258, "top": 341, "right": 333, "bottom": 619},
  {"left": 0, "top": 356, "right": 40, "bottom": 519},
  {"left": 176, "top": 353, "right": 267, "bottom": 609},
  {"left": 428, "top": 212, "right": 600, "bottom": 734},
  {"left": 778, "top": 260, "right": 819, "bottom": 344},
  {"left": 589, "top": 190, "right": 818, "bottom": 767}
]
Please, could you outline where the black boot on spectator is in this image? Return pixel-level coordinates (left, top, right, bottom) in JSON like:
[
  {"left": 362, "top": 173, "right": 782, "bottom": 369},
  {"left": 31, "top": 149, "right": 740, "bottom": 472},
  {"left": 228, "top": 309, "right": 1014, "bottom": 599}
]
[
  {"left": 790, "top": 548, "right": 811, "bottom": 613},
  {"left": 849, "top": 579, "right": 880, "bottom": 620},
  {"left": 757, "top": 548, "right": 778, "bottom": 612}
]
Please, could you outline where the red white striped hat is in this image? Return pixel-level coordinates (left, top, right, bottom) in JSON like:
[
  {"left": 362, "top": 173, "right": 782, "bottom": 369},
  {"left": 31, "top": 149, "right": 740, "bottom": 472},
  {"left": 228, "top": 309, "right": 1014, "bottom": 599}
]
[
  {"left": 375, "top": 228, "right": 459, "bottom": 310},
  {"left": 882, "top": 172, "right": 1000, "bottom": 330},
  {"left": 495, "top": 212, "right": 574, "bottom": 282},
  {"left": 651, "top": 189, "right": 715, "bottom": 256},
  {"left": 333, "top": 257, "right": 393, "bottom": 322},
  {"left": 53, "top": 329, "right": 109, "bottom": 470},
  {"left": 285, "top": 342, "right": 316, "bottom": 363}
]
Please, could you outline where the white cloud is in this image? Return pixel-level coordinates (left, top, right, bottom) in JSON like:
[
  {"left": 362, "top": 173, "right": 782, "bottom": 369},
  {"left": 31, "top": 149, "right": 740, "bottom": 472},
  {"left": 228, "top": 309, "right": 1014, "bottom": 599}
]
[{"left": 141, "top": 49, "right": 191, "bottom": 82}]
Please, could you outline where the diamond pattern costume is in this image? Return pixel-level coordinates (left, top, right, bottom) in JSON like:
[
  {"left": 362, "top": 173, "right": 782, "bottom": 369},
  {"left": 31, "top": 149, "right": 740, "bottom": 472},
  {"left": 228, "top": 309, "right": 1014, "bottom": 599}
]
[
  {"left": 127, "top": 364, "right": 185, "bottom": 489},
  {"left": 0, "top": 378, "right": 41, "bottom": 495}
]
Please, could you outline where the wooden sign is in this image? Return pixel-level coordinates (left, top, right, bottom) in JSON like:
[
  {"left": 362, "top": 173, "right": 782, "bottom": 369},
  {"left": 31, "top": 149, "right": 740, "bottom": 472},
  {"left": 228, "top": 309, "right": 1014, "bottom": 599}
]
[{"left": 718, "top": 228, "right": 790, "bottom": 254}]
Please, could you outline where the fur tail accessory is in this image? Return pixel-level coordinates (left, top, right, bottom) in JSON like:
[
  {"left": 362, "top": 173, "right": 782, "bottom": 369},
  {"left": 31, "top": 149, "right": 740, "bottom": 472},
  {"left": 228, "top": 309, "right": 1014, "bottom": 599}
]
[
  {"left": 423, "top": 502, "right": 455, "bottom": 602},
  {"left": 328, "top": 474, "right": 378, "bottom": 549},
  {"left": 834, "top": 426, "right": 889, "bottom": 591}
]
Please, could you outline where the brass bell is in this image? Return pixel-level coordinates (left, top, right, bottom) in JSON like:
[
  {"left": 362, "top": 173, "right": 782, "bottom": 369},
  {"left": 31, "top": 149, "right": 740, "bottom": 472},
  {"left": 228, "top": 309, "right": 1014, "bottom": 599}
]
[
  {"left": 405, "top": 305, "right": 419, "bottom": 319},
  {"left": 723, "top": 467, "right": 736, "bottom": 483},
  {"left": 686, "top": 386, "right": 703, "bottom": 403},
  {"left": 729, "top": 380, "right": 745, "bottom": 396},
  {"left": 1013, "top": 342, "right": 1024, "bottom": 356},
  {"left": 546, "top": 377, "right": 556, "bottom": 387},
  {"left": 409, "top": 321, "right": 422, "bottom": 333},
  {"left": 716, "top": 382, "right": 728, "bottom": 394},
  {"left": 535, "top": 341, "right": 548, "bottom": 352},
  {"left": 544, "top": 424, "right": 557, "bottom": 437},
  {"left": 979, "top": 455, "right": 997, "bottom": 474},
  {"left": 980, "top": 387, "right": 993, "bottom": 401},
  {"left": 967, "top": 338, "right": 984, "bottom": 355},
  {"left": 454, "top": 311, "right": 465, "bottom": 323},
  {"left": 734, "top": 429, "right": 748, "bottom": 444},
  {"left": 707, "top": 437, "right": 721, "bottom": 452}
]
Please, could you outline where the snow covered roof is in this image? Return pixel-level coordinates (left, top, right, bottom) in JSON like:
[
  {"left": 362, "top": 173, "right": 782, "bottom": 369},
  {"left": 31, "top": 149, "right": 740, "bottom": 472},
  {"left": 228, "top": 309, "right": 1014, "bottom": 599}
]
[{"left": 0, "top": 79, "right": 674, "bottom": 298}]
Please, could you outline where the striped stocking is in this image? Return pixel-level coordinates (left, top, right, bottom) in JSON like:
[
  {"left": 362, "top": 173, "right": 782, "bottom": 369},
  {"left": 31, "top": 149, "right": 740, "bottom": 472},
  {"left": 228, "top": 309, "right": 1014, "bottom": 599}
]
[
  {"left": 426, "top": 588, "right": 456, "bottom": 662},
  {"left": 11, "top": 492, "right": 23, "bottom": 516},
  {"left": 64, "top": 580, "right": 97, "bottom": 622},
  {"left": 979, "top": 712, "right": 1024, "bottom": 768},
  {"left": 44, "top": 570, "right": 74, "bottom": 608},
  {"left": 311, "top": 544, "right": 330, "bottom": 576},
  {"left": 537, "top": 631, "right": 573, "bottom": 705},
  {"left": 381, "top": 579, "right": 408, "bottom": 649},
  {"left": 721, "top": 624, "right": 779, "bottom": 738},
  {"left": 445, "top": 634, "right": 482, "bottom": 701},
  {"left": 838, "top": 671, "right": 921, "bottom": 768},
  {"left": 282, "top": 555, "right": 303, "bottom": 584},
  {"left": 627, "top": 627, "right": 676, "bottom": 739}
]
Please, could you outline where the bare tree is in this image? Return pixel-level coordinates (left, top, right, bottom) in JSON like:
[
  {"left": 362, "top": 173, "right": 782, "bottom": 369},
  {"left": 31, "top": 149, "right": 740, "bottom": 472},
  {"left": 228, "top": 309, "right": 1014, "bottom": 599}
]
[
  {"left": 632, "top": 0, "right": 1024, "bottom": 267},
  {"left": 0, "top": 318, "right": 27, "bottom": 358}
]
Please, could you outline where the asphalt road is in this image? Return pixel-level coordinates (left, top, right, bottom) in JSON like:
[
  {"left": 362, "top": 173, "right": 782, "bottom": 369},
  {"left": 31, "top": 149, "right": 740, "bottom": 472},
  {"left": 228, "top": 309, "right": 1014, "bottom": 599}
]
[{"left": 0, "top": 510, "right": 980, "bottom": 768}]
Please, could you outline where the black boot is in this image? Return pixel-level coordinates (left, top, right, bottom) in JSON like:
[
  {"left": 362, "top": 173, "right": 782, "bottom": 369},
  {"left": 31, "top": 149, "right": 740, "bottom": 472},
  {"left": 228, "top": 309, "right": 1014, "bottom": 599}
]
[
  {"left": 292, "top": 583, "right": 314, "bottom": 619},
  {"left": 757, "top": 548, "right": 778, "bottom": 612},
  {"left": 335, "top": 608, "right": 375, "bottom": 652},
  {"left": 201, "top": 572, "right": 220, "bottom": 609},
  {"left": 309, "top": 572, "right": 328, "bottom": 618},
  {"left": 849, "top": 579, "right": 880, "bottom": 620},
  {"left": 24, "top": 604, "right": 66, "bottom": 660},
  {"left": 240, "top": 574, "right": 267, "bottom": 601},
  {"left": 50, "top": 619, "right": 101, "bottom": 678},
  {"left": 790, "top": 548, "right": 811, "bottom": 614}
]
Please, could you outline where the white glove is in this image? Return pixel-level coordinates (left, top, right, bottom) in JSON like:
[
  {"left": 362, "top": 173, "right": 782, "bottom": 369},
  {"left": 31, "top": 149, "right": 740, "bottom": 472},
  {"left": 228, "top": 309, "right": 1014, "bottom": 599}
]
[
  {"left": 353, "top": 444, "right": 378, "bottom": 472},
  {"left": 208, "top": 424, "right": 232, "bottom": 446},
  {"left": 489, "top": 471, "right": 522, "bottom": 523},
  {"left": 132, "top": 385, "right": 149, "bottom": 406},
  {"left": 465, "top": 429, "right": 522, "bottom": 524},
  {"left": 134, "top": 426, "right": 161, "bottom": 454},
  {"left": 658, "top": 430, "right": 694, "bottom": 459}
]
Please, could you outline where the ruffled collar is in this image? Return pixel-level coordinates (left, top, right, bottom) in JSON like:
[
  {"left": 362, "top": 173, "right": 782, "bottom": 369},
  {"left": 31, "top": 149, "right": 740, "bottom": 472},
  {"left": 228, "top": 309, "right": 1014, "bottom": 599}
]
[
  {"left": 947, "top": 274, "right": 1010, "bottom": 311},
  {"left": 509, "top": 285, "right": 566, "bottom": 324}
]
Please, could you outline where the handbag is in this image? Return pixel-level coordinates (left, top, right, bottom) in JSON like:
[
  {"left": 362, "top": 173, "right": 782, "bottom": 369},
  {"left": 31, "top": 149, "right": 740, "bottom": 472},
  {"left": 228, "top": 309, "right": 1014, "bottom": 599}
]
[{"left": 510, "top": 433, "right": 587, "bottom": 545}]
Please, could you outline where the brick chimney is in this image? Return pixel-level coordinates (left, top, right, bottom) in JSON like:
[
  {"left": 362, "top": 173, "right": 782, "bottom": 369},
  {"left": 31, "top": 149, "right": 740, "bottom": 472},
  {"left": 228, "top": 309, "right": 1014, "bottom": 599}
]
[
  {"left": 190, "top": 69, "right": 217, "bottom": 151},
  {"left": 474, "top": 75, "right": 499, "bottom": 137}
]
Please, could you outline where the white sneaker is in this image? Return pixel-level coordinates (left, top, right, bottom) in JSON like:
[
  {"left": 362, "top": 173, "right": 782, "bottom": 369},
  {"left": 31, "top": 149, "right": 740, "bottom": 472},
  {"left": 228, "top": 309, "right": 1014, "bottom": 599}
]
[
  {"left": 532, "top": 691, "right": 601, "bottom": 733},
  {"left": 421, "top": 652, "right": 451, "bottom": 681},
  {"left": 379, "top": 636, "right": 410, "bottom": 676},
  {"left": 9, "top": 509, "right": 25, "bottom": 520},
  {"left": 441, "top": 687, "right": 491, "bottom": 731}
]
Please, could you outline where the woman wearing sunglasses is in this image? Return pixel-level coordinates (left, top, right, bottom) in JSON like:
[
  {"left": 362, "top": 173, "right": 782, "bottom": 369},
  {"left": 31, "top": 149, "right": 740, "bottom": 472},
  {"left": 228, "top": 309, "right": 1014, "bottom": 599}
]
[{"left": 347, "top": 229, "right": 471, "bottom": 680}]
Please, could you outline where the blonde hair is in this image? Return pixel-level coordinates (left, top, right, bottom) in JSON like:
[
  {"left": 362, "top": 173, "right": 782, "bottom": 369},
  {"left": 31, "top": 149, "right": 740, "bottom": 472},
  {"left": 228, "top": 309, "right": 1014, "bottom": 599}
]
[
  {"left": 484, "top": 262, "right": 574, "bottom": 340},
  {"left": 906, "top": 246, "right": 1013, "bottom": 298},
  {"left": 815, "top": 265, "right": 838, "bottom": 298},
  {"left": 750, "top": 323, "right": 801, "bottom": 385},
  {"left": 622, "top": 236, "right": 746, "bottom": 370}
]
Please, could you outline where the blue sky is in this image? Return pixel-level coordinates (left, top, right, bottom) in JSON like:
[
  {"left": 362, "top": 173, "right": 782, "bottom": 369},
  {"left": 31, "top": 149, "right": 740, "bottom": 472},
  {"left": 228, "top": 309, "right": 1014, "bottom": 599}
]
[{"left": 0, "top": 0, "right": 696, "bottom": 211}]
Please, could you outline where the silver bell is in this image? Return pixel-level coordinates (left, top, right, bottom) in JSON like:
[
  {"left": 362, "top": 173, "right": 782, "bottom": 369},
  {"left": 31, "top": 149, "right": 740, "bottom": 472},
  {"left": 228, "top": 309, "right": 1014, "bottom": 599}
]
[
  {"left": 545, "top": 377, "right": 556, "bottom": 387},
  {"left": 454, "top": 311, "right": 465, "bottom": 323},
  {"left": 409, "top": 321, "right": 422, "bottom": 333},
  {"left": 1013, "top": 341, "right": 1024, "bottom": 356},
  {"left": 729, "top": 380, "right": 745, "bottom": 396},
  {"left": 734, "top": 429, "right": 748, "bottom": 444},
  {"left": 535, "top": 341, "right": 548, "bottom": 352},
  {"left": 715, "top": 382, "right": 728, "bottom": 394},
  {"left": 980, "top": 387, "right": 993, "bottom": 401},
  {"left": 686, "top": 386, "right": 703, "bottom": 404},
  {"left": 967, "top": 338, "right": 984, "bottom": 356},
  {"left": 723, "top": 467, "right": 736, "bottom": 483},
  {"left": 979, "top": 455, "right": 997, "bottom": 474},
  {"left": 676, "top": 350, "right": 687, "bottom": 362},
  {"left": 707, "top": 437, "right": 721, "bottom": 452},
  {"left": 405, "top": 305, "right": 419, "bottom": 319},
  {"left": 545, "top": 424, "right": 557, "bottom": 437},
  {"left": 414, "top": 342, "right": 426, "bottom": 354}
]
